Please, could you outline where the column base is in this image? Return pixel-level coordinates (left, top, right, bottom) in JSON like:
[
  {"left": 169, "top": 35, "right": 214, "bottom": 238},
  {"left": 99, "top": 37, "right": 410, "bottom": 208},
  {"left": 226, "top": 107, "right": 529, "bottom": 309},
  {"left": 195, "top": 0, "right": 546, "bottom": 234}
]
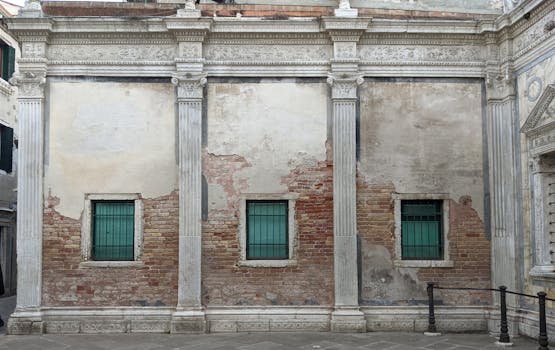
[
  {"left": 330, "top": 308, "right": 367, "bottom": 332},
  {"left": 7, "top": 309, "right": 44, "bottom": 335},
  {"left": 171, "top": 308, "right": 206, "bottom": 333}
]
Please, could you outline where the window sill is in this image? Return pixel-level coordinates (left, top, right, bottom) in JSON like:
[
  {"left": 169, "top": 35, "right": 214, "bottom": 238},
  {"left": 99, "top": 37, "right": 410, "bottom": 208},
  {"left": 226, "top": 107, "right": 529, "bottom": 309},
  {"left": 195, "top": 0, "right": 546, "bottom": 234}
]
[
  {"left": 0, "top": 78, "right": 14, "bottom": 96},
  {"left": 79, "top": 261, "right": 144, "bottom": 268},
  {"left": 393, "top": 260, "right": 454, "bottom": 268},
  {"left": 237, "top": 259, "right": 297, "bottom": 268}
]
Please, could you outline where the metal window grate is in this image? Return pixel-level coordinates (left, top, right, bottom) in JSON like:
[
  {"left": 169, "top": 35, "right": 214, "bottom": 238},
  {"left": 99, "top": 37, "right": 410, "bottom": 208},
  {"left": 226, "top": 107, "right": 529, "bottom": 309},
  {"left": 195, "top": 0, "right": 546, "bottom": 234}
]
[
  {"left": 246, "top": 200, "right": 288, "bottom": 260},
  {"left": 401, "top": 200, "right": 443, "bottom": 260},
  {"left": 92, "top": 201, "right": 134, "bottom": 261}
]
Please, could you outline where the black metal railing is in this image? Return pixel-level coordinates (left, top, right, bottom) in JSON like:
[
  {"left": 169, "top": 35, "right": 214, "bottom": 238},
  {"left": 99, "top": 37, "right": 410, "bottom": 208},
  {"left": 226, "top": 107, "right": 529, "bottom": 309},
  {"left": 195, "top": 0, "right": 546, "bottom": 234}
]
[{"left": 427, "top": 282, "right": 554, "bottom": 349}]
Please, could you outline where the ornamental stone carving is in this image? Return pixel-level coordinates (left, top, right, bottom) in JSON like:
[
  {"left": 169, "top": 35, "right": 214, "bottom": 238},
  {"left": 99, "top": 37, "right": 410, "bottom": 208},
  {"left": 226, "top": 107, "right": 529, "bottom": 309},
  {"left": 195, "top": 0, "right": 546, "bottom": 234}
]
[
  {"left": 358, "top": 45, "right": 484, "bottom": 63},
  {"left": 334, "top": 42, "right": 357, "bottom": 60},
  {"left": 204, "top": 44, "right": 331, "bottom": 63},
  {"left": 327, "top": 73, "right": 364, "bottom": 100},
  {"left": 47, "top": 45, "right": 176, "bottom": 62},
  {"left": 172, "top": 74, "right": 207, "bottom": 100},
  {"left": 22, "top": 42, "right": 46, "bottom": 58},
  {"left": 10, "top": 72, "right": 46, "bottom": 99},
  {"left": 513, "top": 9, "right": 555, "bottom": 59}
]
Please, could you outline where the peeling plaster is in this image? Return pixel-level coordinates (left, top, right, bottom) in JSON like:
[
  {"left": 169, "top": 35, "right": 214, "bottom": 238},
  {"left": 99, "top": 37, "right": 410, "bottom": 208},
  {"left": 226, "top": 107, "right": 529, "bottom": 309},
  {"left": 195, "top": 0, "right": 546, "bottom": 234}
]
[
  {"left": 46, "top": 81, "right": 177, "bottom": 219},
  {"left": 359, "top": 81, "right": 484, "bottom": 219},
  {"left": 359, "top": 240, "right": 427, "bottom": 305},
  {"left": 205, "top": 82, "right": 328, "bottom": 208}
]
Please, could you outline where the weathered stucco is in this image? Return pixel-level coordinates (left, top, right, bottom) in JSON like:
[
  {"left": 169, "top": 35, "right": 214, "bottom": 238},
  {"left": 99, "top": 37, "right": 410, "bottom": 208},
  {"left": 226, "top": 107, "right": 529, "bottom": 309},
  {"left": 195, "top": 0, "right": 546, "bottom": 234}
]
[
  {"left": 205, "top": 82, "right": 328, "bottom": 210},
  {"left": 359, "top": 81, "right": 484, "bottom": 218},
  {"left": 202, "top": 81, "right": 333, "bottom": 306},
  {"left": 46, "top": 81, "right": 177, "bottom": 219}
]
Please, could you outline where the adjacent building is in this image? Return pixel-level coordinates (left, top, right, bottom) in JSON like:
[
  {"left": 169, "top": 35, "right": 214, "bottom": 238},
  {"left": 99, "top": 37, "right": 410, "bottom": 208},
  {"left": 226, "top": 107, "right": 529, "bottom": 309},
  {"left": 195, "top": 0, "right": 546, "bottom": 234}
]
[
  {"left": 2, "top": 0, "right": 554, "bottom": 338},
  {"left": 0, "top": 0, "right": 19, "bottom": 298}
]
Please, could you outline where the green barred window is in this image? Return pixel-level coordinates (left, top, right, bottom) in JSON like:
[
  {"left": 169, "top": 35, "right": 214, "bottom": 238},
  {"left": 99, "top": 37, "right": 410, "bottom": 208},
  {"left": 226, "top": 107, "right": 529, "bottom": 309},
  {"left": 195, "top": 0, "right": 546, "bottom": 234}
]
[
  {"left": 92, "top": 201, "right": 135, "bottom": 261},
  {"left": 246, "top": 200, "right": 288, "bottom": 260},
  {"left": 0, "top": 43, "right": 15, "bottom": 82},
  {"left": 401, "top": 200, "right": 443, "bottom": 260}
]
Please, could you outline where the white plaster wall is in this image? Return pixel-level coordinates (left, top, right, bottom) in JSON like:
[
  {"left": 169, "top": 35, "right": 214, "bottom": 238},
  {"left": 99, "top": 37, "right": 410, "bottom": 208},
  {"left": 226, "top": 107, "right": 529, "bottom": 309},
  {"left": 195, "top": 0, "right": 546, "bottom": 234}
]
[
  {"left": 46, "top": 81, "right": 177, "bottom": 219},
  {"left": 206, "top": 82, "right": 328, "bottom": 210},
  {"left": 359, "top": 81, "right": 484, "bottom": 217}
]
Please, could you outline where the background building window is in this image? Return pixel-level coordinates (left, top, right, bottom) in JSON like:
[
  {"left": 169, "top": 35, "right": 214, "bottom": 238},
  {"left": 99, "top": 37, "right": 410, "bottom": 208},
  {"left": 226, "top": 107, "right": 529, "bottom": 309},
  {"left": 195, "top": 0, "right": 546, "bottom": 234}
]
[
  {"left": 246, "top": 200, "right": 288, "bottom": 260},
  {"left": 92, "top": 201, "right": 135, "bottom": 261},
  {"left": 401, "top": 200, "right": 443, "bottom": 260},
  {"left": 0, "top": 43, "right": 15, "bottom": 82},
  {"left": 0, "top": 125, "right": 13, "bottom": 174}
]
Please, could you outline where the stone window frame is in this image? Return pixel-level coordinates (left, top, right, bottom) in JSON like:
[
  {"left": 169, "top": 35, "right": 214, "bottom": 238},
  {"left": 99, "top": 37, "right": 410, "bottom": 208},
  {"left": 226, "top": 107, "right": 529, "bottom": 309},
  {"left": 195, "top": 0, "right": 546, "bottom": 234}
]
[
  {"left": 520, "top": 84, "right": 555, "bottom": 281},
  {"left": 237, "top": 193, "right": 299, "bottom": 268},
  {"left": 79, "top": 193, "right": 144, "bottom": 268},
  {"left": 392, "top": 193, "right": 454, "bottom": 268}
]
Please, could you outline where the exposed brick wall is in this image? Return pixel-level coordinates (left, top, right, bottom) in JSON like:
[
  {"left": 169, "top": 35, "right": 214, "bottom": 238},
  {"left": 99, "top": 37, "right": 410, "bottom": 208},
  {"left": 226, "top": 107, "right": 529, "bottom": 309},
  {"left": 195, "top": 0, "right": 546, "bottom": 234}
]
[
  {"left": 41, "top": 2, "right": 497, "bottom": 20},
  {"left": 356, "top": 177, "right": 491, "bottom": 306},
  {"left": 202, "top": 158, "right": 334, "bottom": 306},
  {"left": 42, "top": 192, "right": 179, "bottom": 307},
  {"left": 418, "top": 197, "right": 492, "bottom": 305}
]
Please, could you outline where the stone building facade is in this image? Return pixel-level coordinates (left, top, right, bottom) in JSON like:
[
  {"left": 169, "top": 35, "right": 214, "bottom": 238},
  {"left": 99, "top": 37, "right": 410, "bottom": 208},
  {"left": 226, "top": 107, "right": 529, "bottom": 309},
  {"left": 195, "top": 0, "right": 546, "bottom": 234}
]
[
  {"left": 3, "top": 0, "right": 555, "bottom": 338},
  {"left": 0, "top": 0, "right": 19, "bottom": 298}
]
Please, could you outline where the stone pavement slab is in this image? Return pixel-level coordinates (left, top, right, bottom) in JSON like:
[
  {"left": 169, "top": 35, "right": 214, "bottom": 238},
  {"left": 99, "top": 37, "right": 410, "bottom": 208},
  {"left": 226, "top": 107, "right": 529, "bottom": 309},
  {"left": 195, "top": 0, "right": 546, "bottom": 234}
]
[{"left": 0, "top": 332, "right": 540, "bottom": 350}]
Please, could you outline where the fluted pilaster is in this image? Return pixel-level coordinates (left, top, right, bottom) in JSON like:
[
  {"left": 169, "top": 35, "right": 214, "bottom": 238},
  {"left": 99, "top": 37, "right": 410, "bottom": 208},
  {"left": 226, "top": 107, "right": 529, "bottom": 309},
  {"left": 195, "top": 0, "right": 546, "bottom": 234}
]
[
  {"left": 487, "top": 95, "right": 519, "bottom": 304},
  {"left": 328, "top": 74, "right": 366, "bottom": 332},
  {"left": 171, "top": 74, "right": 206, "bottom": 333},
  {"left": 11, "top": 73, "right": 45, "bottom": 312}
]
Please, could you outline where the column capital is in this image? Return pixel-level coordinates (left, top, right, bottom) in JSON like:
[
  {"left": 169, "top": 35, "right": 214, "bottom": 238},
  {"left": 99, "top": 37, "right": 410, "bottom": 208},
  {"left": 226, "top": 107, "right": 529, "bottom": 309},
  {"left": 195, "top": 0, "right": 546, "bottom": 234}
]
[
  {"left": 327, "top": 73, "right": 364, "bottom": 100},
  {"left": 529, "top": 155, "right": 543, "bottom": 174},
  {"left": 10, "top": 71, "right": 46, "bottom": 99},
  {"left": 172, "top": 73, "right": 207, "bottom": 101},
  {"left": 486, "top": 67, "right": 515, "bottom": 101}
]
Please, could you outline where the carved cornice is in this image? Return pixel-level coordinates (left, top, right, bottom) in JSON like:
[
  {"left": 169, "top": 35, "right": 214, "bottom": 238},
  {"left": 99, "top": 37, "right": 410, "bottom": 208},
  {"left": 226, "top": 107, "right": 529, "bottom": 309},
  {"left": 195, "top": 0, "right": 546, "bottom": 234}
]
[
  {"left": 48, "top": 60, "right": 174, "bottom": 66},
  {"left": 360, "top": 33, "right": 483, "bottom": 45},
  {"left": 507, "top": 0, "right": 555, "bottom": 37},
  {"left": 205, "top": 61, "right": 329, "bottom": 66},
  {"left": 50, "top": 33, "right": 175, "bottom": 45},
  {"left": 327, "top": 73, "right": 364, "bottom": 100},
  {"left": 9, "top": 71, "right": 46, "bottom": 99},
  {"left": 172, "top": 74, "right": 207, "bottom": 101},
  {"left": 359, "top": 60, "right": 485, "bottom": 67}
]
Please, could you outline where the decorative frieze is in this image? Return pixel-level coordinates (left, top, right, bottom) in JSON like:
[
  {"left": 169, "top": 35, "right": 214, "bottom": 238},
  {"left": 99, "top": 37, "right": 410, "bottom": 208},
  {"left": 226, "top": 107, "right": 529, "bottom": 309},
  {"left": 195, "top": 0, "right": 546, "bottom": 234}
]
[
  {"left": 47, "top": 45, "right": 176, "bottom": 62},
  {"left": 359, "top": 45, "right": 484, "bottom": 63},
  {"left": 204, "top": 44, "right": 331, "bottom": 63}
]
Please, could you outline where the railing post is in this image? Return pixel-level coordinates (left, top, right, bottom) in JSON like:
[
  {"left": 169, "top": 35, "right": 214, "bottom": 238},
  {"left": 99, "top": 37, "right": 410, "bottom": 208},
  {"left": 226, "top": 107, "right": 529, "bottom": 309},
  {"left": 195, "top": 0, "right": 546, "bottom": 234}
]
[
  {"left": 427, "top": 282, "right": 437, "bottom": 334},
  {"left": 498, "top": 286, "right": 511, "bottom": 344},
  {"left": 538, "top": 292, "right": 549, "bottom": 350}
]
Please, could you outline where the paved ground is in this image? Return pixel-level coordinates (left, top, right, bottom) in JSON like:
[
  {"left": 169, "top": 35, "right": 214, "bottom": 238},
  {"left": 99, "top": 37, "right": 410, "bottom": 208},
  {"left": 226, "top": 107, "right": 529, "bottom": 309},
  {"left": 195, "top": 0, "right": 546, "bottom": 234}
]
[
  {"left": 0, "top": 297, "right": 541, "bottom": 349},
  {"left": 0, "top": 331, "right": 540, "bottom": 350}
]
